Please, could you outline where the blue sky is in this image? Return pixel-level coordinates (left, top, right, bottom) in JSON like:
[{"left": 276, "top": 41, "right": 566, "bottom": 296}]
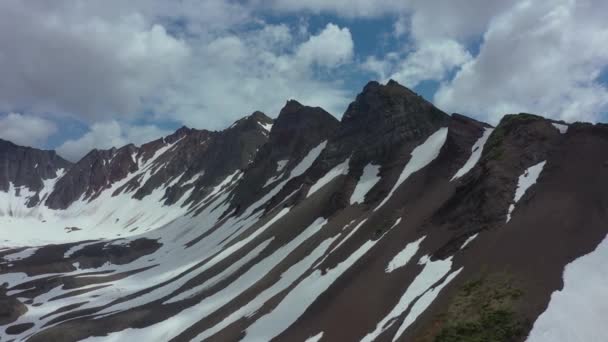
[{"left": 0, "top": 0, "right": 607, "bottom": 161}]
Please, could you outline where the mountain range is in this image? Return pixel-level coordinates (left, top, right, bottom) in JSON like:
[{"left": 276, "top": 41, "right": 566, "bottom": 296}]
[{"left": 1, "top": 80, "right": 606, "bottom": 341}]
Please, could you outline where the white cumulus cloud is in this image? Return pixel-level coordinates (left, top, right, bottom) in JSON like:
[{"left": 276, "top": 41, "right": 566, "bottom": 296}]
[
  {"left": 0, "top": 1, "right": 189, "bottom": 122},
  {"left": 435, "top": 0, "right": 608, "bottom": 123},
  {"left": 296, "top": 23, "right": 354, "bottom": 67},
  {"left": 0, "top": 113, "right": 58, "bottom": 148},
  {"left": 3, "top": 0, "right": 608, "bottom": 157},
  {"left": 365, "top": 40, "right": 472, "bottom": 88},
  {"left": 56, "top": 121, "right": 170, "bottom": 161},
  {"left": 153, "top": 22, "right": 355, "bottom": 130}
]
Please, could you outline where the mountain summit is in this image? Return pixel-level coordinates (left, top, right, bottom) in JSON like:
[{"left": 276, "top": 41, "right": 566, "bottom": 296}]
[{"left": 0, "top": 81, "right": 606, "bottom": 342}]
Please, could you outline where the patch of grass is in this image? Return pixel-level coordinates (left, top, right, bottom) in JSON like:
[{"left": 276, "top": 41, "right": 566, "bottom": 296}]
[
  {"left": 461, "top": 278, "right": 483, "bottom": 296},
  {"left": 433, "top": 273, "right": 526, "bottom": 342},
  {"left": 436, "top": 309, "right": 523, "bottom": 342}
]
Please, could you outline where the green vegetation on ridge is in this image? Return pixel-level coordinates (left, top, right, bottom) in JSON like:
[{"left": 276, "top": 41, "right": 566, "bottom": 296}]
[
  {"left": 483, "top": 113, "right": 544, "bottom": 161},
  {"left": 433, "top": 273, "right": 527, "bottom": 342}
]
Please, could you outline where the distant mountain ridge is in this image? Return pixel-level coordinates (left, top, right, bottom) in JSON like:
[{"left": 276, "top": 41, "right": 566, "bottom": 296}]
[{"left": 0, "top": 80, "right": 605, "bottom": 342}]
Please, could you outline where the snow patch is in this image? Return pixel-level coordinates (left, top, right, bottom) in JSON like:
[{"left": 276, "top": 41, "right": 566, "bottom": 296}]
[
  {"left": 290, "top": 141, "right": 327, "bottom": 178},
  {"left": 393, "top": 267, "right": 463, "bottom": 340},
  {"left": 307, "top": 158, "right": 350, "bottom": 197},
  {"left": 507, "top": 161, "right": 546, "bottom": 222},
  {"left": 259, "top": 121, "right": 273, "bottom": 132},
  {"left": 451, "top": 127, "right": 494, "bottom": 181},
  {"left": 386, "top": 236, "right": 425, "bottom": 273},
  {"left": 63, "top": 241, "right": 101, "bottom": 258},
  {"left": 276, "top": 159, "right": 288, "bottom": 172},
  {"left": 199, "top": 169, "right": 242, "bottom": 205},
  {"left": 181, "top": 171, "right": 205, "bottom": 186},
  {"left": 2, "top": 247, "right": 38, "bottom": 262},
  {"left": 551, "top": 123, "right": 568, "bottom": 134},
  {"left": 375, "top": 127, "right": 448, "bottom": 211},
  {"left": 305, "top": 332, "right": 324, "bottom": 342},
  {"left": 362, "top": 254, "right": 461, "bottom": 342},
  {"left": 328, "top": 219, "right": 368, "bottom": 255},
  {"left": 263, "top": 159, "right": 289, "bottom": 188},
  {"left": 350, "top": 163, "right": 381, "bottom": 205},
  {"left": 460, "top": 233, "right": 478, "bottom": 249}
]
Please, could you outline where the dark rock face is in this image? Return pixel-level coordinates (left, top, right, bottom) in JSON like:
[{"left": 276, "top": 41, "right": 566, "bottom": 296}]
[
  {"left": 268, "top": 101, "right": 338, "bottom": 160},
  {"left": 229, "top": 100, "right": 339, "bottom": 215},
  {"left": 46, "top": 145, "right": 139, "bottom": 209},
  {"left": 329, "top": 80, "right": 450, "bottom": 165},
  {"left": 174, "top": 111, "right": 273, "bottom": 206},
  {"left": 0, "top": 139, "right": 71, "bottom": 206},
  {"left": 267, "top": 80, "right": 452, "bottom": 217},
  {"left": 432, "top": 113, "right": 563, "bottom": 241}
]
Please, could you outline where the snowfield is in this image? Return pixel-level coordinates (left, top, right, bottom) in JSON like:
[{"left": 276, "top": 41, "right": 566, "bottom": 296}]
[
  {"left": 551, "top": 123, "right": 569, "bottom": 134},
  {"left": 0, "top": 139, "right": 198, "bottom": 247},
  {"left": 527, "top": 234, "right": 608, "bottom": 342},
  {"left": 350, "top": 163, "right": 381, "bottom": 205}
]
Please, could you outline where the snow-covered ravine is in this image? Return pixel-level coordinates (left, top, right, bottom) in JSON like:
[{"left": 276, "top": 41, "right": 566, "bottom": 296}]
[
  {"left": 0, "top": 166, "right": 282, "bottom": 340},
  {"left": 0, "top": 128, "right": 468, "bottom": 341},
  {"left": 506, "top": 160, "right": 547, "bottom": 223},
  {"left": 2, "top": 138, "right": 372, "bottom": 341},
  {"left": 451, "top": 127, "right": 494, "bottom": 181},
  {"left": 0, "top": 166, "right": 254, "bottom": 339}
]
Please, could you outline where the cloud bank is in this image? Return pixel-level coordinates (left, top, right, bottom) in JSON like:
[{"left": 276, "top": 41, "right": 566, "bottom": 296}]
[{"left": 0, "top": 0, "right": 606, "bottom": 160}]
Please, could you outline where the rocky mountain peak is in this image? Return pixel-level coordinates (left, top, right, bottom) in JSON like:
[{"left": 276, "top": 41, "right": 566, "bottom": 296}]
[
  {"left": 343, "top": 79, "right": 444, "bottom": 123},
  {"left": 168, "top": 126, "right": 194, "bottom": 141},
  {"left": 273, "top": 101, "right": 338, "bottom": 137},
  {"left": 0, "top": 139, "right": 70, "bottom": 201},
  {"left": 229, "top": 111, "right": 273, "bottom": 133},
  {"left": 249, "top": 110, "right": 272, "bottom": 122},
  {"left": 314, "top": 80, "right": 451, "bottom": 171},
  {"left": 480, "top": 113, "right": 559, "bottom": 166},
  {"left": 263, "top": 80, "right": 453, "bottom": 218},
  {"left": 451, "top": 113, "right": 493, "bottom": 128},
  {"left": 227, "top": 102, "right": 338, "bottom": 215},
  {"left": 45, "top": 144, "right": 139, "bottom": 209},
  {"left": 279, "top": 99, "right": 305, "bottom": 114}
]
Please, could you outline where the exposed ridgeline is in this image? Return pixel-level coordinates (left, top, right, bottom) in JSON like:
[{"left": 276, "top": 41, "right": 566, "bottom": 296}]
[
  {"left": 1, "top": 80, "right": 607, "bottom": 342},
  {"left": 46, "top": 111, "right": 274, "bottom": 210},
  {"left": 0, "top": 139, "right": 71, "bottom": 207}
]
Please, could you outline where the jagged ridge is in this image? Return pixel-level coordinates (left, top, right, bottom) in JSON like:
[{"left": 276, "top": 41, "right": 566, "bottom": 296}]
[{"left": 0, "top": 80, "right": 606, "bottom": 342}]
